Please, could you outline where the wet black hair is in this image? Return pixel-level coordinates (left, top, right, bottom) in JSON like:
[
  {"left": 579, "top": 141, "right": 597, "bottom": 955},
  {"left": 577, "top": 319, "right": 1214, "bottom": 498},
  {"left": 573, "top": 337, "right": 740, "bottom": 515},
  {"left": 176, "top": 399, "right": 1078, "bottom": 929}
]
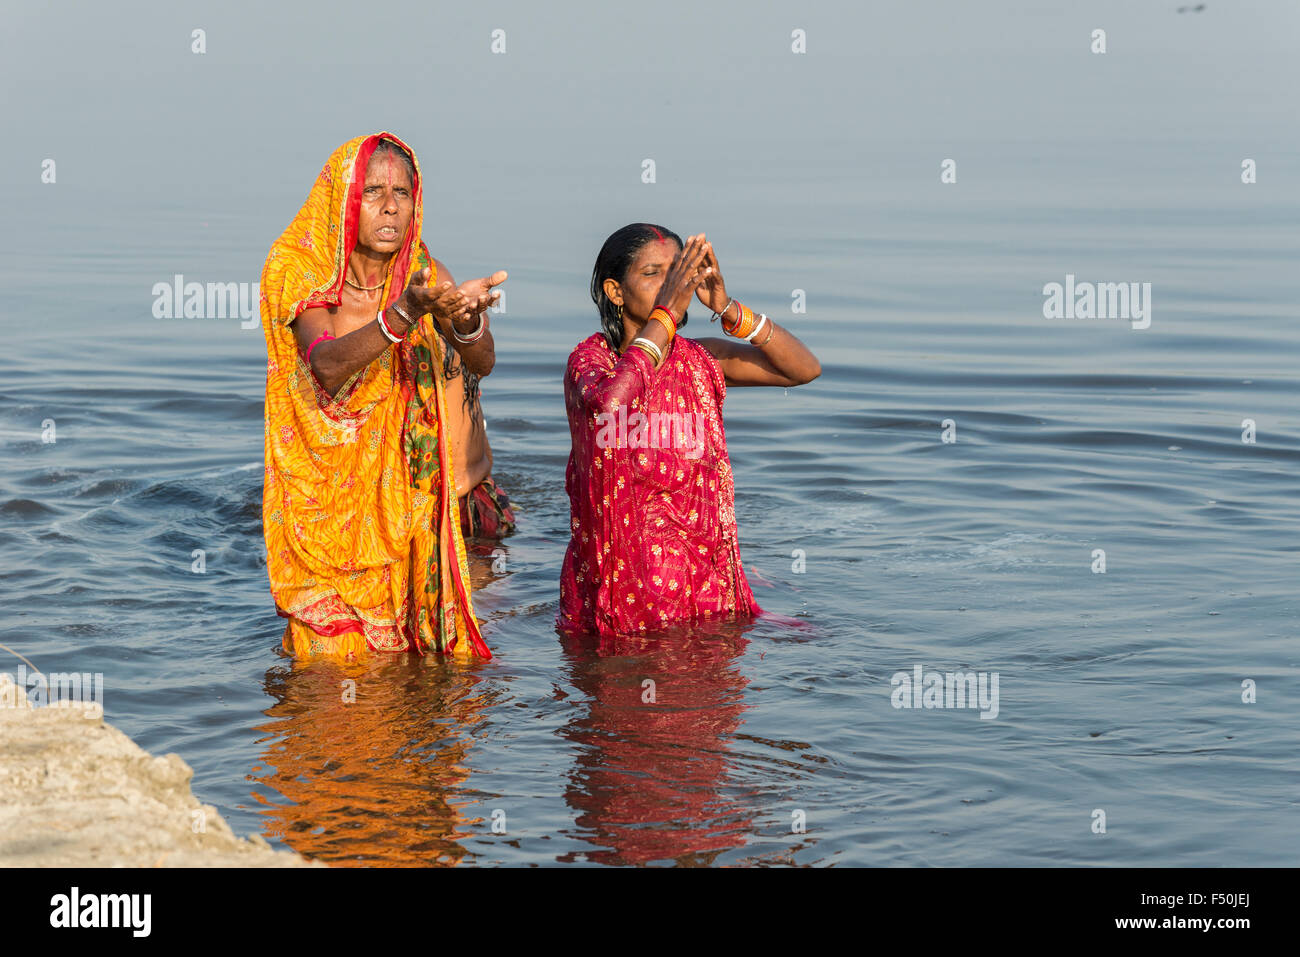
[
  {"left": 590, "top": 223, "right": 686, "bottom": 350},
  {"left": 440, "top": 331, "right": 482, "bottom": 411}
]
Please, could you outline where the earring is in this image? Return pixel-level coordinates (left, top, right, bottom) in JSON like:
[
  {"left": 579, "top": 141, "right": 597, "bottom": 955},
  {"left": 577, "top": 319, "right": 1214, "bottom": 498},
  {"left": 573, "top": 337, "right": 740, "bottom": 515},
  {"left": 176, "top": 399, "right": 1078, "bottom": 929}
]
[{"left": 616, "top": 303, "right": 623, "bottom": 320}]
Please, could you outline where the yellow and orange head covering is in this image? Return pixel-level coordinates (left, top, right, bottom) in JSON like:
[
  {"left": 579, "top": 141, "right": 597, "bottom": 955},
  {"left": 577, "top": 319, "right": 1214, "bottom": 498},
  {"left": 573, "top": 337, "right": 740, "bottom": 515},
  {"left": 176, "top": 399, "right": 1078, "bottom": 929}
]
[{"left": 259, "top": 132, "right": 489, "bottom": 659}]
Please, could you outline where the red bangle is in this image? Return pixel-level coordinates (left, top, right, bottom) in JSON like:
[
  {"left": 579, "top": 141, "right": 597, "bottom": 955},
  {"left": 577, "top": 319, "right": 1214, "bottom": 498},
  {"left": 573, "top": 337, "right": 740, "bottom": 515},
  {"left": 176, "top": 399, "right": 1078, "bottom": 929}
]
[
  {"left": 653, "top": 304, "right": 676, "bottom": 325},
  {"left": 376, "top": 308, "right": 404, "bottom": 344},
  {"left": 303, "top": 331, "right": 335, "bottom": 366},
  {"left": 648, "top": 307, "right": 676, "bottom": 342}
]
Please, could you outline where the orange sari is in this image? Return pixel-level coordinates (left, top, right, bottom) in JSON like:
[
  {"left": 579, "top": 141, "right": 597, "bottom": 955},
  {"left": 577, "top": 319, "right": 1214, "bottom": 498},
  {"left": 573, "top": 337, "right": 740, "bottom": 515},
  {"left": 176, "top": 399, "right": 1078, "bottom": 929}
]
[{"left": 259, "top": 132, "right": 489, "bottom": 660}]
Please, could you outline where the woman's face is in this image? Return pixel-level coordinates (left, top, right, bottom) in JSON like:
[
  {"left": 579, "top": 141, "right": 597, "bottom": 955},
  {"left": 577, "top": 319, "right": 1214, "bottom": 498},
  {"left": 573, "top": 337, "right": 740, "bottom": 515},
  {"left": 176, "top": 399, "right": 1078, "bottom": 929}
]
[
  {"left": 606, "top": 238, "right": 682, "bottom": 324},
  {"left": 355, "top": 149, "right": 414, "bottom": 256}
]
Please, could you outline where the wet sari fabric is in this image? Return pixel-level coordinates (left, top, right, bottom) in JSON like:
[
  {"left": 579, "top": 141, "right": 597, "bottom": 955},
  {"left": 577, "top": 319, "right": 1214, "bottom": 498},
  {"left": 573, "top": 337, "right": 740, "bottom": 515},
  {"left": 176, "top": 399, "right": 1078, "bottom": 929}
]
[
  {"left": 558, "top": 333, "right": 762, "bottom": 638},
  {"left": 259, "top": 132, "right": 488, "bottom": 659}
]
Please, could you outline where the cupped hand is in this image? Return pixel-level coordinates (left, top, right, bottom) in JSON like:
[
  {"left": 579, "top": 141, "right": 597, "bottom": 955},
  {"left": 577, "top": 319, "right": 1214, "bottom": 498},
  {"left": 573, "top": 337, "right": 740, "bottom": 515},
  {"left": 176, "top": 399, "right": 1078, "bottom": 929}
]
[
  {"left": 402, "top": 267, "right": 472, "bottom": 329},
  {"left": 455, "top": 270, "right": 508, "bottom": 322}
]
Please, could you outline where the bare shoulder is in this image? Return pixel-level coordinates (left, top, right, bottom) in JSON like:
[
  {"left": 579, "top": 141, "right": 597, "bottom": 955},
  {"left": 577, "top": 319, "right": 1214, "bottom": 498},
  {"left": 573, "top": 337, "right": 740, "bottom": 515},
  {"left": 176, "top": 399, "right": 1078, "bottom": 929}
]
[{"left": 429, "top": 256, "right": 454, "bottom": 289}]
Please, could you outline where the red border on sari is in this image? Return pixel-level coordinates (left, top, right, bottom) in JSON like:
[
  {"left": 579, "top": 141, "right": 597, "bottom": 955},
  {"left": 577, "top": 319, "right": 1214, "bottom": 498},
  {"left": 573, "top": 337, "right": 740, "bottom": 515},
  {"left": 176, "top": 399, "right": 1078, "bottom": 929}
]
[{"left": 295, "top": 134, "right": 420, "bottom": 318}]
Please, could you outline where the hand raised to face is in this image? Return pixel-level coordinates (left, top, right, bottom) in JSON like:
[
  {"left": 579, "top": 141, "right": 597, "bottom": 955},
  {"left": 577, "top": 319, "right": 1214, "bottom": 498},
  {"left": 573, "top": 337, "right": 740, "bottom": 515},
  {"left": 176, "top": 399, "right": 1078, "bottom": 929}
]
[
  {"left": 694, "top": 242, "right": 729, "bottom": 316},
  {"left": 655, "top": 234, "right": 712, "bottom": 319}
]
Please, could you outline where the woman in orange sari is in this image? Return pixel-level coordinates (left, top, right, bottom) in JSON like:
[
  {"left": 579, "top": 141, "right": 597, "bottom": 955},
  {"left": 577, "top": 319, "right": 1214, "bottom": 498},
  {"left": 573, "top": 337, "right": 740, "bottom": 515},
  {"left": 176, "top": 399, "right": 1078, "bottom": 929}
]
[
  {"left": 559, "top": 224, "right": 821, "bottom": 639},
  {"left": 259, "top": 132, "right": 505, "bottom": 659}
]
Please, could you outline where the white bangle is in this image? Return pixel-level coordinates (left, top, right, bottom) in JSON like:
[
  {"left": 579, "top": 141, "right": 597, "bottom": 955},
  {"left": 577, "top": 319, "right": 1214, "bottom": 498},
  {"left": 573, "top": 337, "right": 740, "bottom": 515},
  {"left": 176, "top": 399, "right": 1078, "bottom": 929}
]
[
  {"left": 744, "top": 314, "right": 769, "bottom": 343},
  {"left": 631, "top": 336, "right": 663, "bottom": 365},
  {"left": 452, "top": 311, "right": 486, "bottom": 344},
  {"left": 376, "top": 309, "right": 403, "bottom": 344}
]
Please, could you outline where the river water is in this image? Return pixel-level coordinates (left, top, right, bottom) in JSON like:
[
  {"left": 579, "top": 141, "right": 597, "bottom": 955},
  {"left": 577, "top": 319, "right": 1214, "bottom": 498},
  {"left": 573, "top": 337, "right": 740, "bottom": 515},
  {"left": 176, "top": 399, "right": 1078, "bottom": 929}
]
[{"left": 2, "top": 1, "right": 1297, "bottom": 865}]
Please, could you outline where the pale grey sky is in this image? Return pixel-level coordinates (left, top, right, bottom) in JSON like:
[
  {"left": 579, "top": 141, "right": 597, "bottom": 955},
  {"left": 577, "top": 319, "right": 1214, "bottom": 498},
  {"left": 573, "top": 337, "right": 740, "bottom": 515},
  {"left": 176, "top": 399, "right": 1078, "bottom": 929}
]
[{"left": 4, "top": 0, "right": 1296, "bottom": 198}]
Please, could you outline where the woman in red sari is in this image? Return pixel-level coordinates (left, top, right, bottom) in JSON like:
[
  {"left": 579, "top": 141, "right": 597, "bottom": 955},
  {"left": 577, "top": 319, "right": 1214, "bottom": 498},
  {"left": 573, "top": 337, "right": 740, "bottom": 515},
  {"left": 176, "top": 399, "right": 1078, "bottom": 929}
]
[{"left": 559, "top": 224, "right": 821, "bottom": 639}]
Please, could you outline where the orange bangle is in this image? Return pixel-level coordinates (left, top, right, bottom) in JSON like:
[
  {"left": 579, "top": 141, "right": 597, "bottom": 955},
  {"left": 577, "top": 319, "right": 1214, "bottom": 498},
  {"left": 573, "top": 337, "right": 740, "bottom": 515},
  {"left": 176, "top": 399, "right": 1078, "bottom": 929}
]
[
  {"left": 648, "top": 307, "right": 676, "bottom": 341},
  {"left": 725, "top": 300, "right": 757, "bottom": 339}
]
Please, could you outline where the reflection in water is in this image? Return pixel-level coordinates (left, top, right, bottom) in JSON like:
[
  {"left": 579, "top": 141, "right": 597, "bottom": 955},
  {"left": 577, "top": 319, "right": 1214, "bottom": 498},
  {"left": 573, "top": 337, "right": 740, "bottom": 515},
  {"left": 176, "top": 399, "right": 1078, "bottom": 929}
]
[
  {"left": 557, "top": 621, "right": 757, "bottom": 865},
  {"left": 251, "top": 653, "right": 495, "bottom": 866}
]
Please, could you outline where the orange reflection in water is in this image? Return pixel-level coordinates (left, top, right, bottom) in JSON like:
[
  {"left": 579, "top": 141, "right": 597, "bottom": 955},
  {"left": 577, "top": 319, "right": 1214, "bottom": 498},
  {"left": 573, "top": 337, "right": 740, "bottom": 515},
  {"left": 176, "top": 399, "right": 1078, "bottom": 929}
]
[
  {"left": 557, "top": 620, "right": 757, "bottom": 866},
  {"left": 250, "top": 653, "right": 495, "bottom": 867}
]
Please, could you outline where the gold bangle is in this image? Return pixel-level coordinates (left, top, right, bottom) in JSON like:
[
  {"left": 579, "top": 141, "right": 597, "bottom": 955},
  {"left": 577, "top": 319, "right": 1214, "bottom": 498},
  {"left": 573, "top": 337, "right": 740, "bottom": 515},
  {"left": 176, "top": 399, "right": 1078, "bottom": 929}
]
[
  {"left": 630, "top": 336, "right": 663, "bottom": 366},
  {"left": 756, "top": 318, "right": 776, "bottom": 346},
  {"left": 629, "top": 343, "right": 659, "bottom": 368}
]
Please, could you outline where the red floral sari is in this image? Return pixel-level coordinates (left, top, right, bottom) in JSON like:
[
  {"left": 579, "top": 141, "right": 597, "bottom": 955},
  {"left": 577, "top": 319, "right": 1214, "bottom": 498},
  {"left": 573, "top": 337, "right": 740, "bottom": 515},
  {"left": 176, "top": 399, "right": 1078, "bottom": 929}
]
[{"left": 558, "top": 332, "right": 762, "bottom": 638}]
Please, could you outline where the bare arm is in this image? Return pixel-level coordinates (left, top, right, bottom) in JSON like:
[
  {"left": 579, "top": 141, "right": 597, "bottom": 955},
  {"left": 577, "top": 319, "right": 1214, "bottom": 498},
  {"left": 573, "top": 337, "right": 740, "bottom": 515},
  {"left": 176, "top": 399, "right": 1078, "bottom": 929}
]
[
  {"left": 696, "top": 318, "right": 821, "bottom": 387},
  {"left": 291, "top": 301, "right": 417, "bottom": 398},
  {"left": 291, "top": 256, "right": 503, "bottom": 396},
  {"left": 687, "top": 239, "right": 819, "bottom": 387},
  {"left": 426, "top": 257, "right": 498, "bottom": 378}
]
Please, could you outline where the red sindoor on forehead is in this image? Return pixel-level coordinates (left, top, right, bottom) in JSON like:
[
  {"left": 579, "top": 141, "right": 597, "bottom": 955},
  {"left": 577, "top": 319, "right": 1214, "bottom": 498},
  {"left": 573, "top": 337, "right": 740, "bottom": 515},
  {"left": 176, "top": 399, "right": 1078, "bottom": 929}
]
[{"left": 649, "top": 226, "right": 668, "bottom": 245}]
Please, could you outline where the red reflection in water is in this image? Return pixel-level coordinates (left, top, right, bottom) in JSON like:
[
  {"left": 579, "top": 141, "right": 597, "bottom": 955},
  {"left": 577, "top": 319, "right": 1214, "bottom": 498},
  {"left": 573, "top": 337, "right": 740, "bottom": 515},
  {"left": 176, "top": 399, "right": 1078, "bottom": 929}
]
[{"left": 557, "top": 620, "right": 756, "bottom": 865}]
